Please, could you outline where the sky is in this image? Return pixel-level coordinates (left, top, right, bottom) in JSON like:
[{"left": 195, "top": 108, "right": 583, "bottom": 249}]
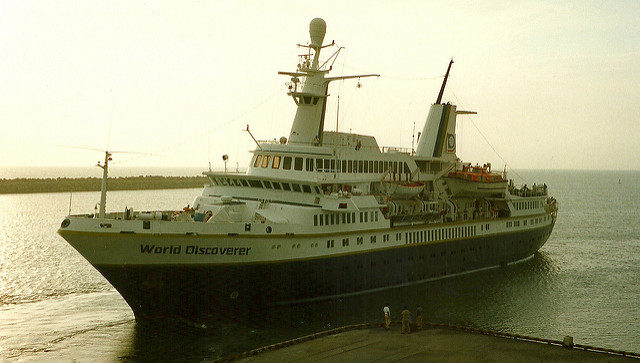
[{"left": 1, "top": 0, "right": 639, "bottom": 173}]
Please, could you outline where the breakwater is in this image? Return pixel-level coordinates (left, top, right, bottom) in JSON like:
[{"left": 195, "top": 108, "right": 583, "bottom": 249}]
[{"left": 0, "top": 176, "right": 208, "bottom": 194}]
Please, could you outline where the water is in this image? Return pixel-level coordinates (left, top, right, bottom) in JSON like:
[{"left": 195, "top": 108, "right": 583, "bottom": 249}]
[{"left": 0, "top": 170, "right": 639, "bottom": 360}]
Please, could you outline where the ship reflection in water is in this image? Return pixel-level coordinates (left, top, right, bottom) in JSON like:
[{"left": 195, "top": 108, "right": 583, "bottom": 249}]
[{"left": 117, "top": 252, "right": 556, "bottom": 361}]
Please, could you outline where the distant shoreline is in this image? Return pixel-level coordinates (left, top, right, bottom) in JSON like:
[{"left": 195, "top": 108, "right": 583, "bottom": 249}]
[{"left": 0, "top": 176, "right": 209, "bottom": 194}]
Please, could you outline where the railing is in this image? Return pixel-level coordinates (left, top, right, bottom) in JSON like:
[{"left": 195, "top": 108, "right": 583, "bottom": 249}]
[{"left": 381, "top": 146, "right": 413, "bottom": 155}]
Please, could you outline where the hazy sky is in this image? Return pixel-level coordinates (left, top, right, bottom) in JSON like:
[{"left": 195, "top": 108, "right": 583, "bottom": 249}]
[{"left": 1, "top": 0, "right": 639, "bottom": 172}]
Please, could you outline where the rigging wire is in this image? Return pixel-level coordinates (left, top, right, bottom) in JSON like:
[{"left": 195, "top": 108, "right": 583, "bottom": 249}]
[
  {"left": 115, "top": 87, "right": 284, "bottom": 165},
  {"left": 450, "top": 91, "right": 528, "bottom": 184}
]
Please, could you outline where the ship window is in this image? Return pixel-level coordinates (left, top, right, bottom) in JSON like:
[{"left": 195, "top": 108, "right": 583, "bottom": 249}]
[
  {"left": 302, "top": 184, "right": 311, "bottom": 193},
  {"left": 263, "top": 181, "right": 272, "bottom": 189},
  {"left": 374, "top": 161, "right": 379, "bottom": 173},
  {"left": 304, "top": 96, "right": 311, "bottom": 104},
  {"left": 346, "top": 213, "right": 351, "bottom": 223},
  {"left": 342, "top": 238, "right": 349, "bottom": 247},
  {"left": 314, "top": 215, "right": 318, "bottom": 226},
  {"left": 292, "top": 184, "right": 301, "bottom": 192},
  {"left": 352, "top": 212, "right": 356, "bottom": 222},
  {"left": 379, "top": 161, "right": 383, "bottom": 172},
  {"left": 261, "top": 155, "right": 271, "bottom": 168},
  {"left": 294, "top": 157, "right": 303, "bottom": 171},
  {"left": 384, "top": 161, "right": 389, "bottom": 171},
  {"left": 314, "top": 186, "right": 321, "bottom": 194},
  {"left": 272, "top": 156, "right": 281, "bottom": 169},
  {"left": 364, "top": 212, "right": 368, "bottom": 223},
  {"left": 283, "top": 156, "right": 292, "bottom": 170},
  {"left": 327, "top": 240, "right": 334, "bottom": 248},
  {"left": 369, "top": 161, "right": 374, "bottom": 173},
  {"left": 363, "top": 160, "right": 368, "bottom": 173},
  {"left": 272, "top": 182, "right": 281, "bottom": 190},
  {"left": 319, "top": 214, "right": 323, "bottom": 226},
  {"left": 359, "top": 212, "right": 363, "bottom": 223},
  {"left": 370, "top": 235, "right": 376, "bottom": 243},
  {"left": 282, "top": 183, "right": 291, "bottom": 191},
  {"left": 313, "top": 97, "right": 319, "bottom": 105},
  {"left": 249, "top": 180, "right": 263, "bottom": 188},
  {"left": 342, "top": 213, "right": 346, "bottom": 223},
  {"left": 330, "top": 214, "right": 335, "bottom": 224},
  {"left": 358, "top": 160, "right": 364, "bottom": 173},
  {"left": 253, "top": 155, "right": 262, "bottom": 168},
  {"left": 325, "top": 214, "right": 329, "bottom": 225},
  {"left": 348, "top": 160, "right": 353, "bottom": 173},
  {"left": 341, "top": 160, "right": 347, "bottom": 173},
  {"left": 330, "top": 159, "right": 335, "bottom": 171},
  {"left": 306, "top": 158, "right": 313, "bottom": 171},
  {"left": 316, "top": 158, "right": 323, "bottom": 171},
  {"left": 324, "top": 159, "right": 330, "bottom": 171}
]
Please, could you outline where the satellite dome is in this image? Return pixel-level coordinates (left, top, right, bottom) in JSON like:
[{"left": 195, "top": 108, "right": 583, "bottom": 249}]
[{"left": 309, "top": 18, "right": 326, "bottom": 47}]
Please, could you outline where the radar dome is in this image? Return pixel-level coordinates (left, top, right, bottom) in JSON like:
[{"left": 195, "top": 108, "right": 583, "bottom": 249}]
[{"left": 309, "top": 18, "right": 326, "bottom": 48}]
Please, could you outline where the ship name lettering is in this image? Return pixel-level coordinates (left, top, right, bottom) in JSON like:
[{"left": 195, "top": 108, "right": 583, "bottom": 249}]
[{"left": 184, "top": 245, "right": 251, "bottom": 256}]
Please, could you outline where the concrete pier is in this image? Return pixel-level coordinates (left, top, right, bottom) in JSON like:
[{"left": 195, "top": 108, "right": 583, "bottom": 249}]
[{"left": 232, "top": 324, "right": 637, "bottom": 362}]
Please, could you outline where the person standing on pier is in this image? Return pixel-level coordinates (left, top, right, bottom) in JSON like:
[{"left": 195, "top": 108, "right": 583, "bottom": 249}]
[
  {"left": 401, "top": 307, "right": 411, "bottom": 334},
  {"left": 383, "top": 305, "right": 391, "bottom": 330}
]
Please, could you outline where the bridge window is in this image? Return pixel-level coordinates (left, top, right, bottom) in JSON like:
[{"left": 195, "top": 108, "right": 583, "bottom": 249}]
[
  {"left": 283, "top": 156, "right": 292, "bottom": 170},
  {"left": 369, "top": 161, "right": 374, "bottom": 173},
  {"left": 253, "top": 155, "right": 262, "bottom": 168},
  {"left": 316, "top": 158, "right": 323, "bottom": 171},
  {"left": 319, "top": 214, "right": 323, "bottom": 226},
  {"left": 272, "top": 156, "right": 280, "bottom": 169},
  {"left": 261, "top": 155, "right": 271, "bottom": 168},
  {"left": 272, "top": 182, "right": 281, "bottom": 190},
  {"left": 348, "top": 160, "right": 353, "bottom": 173},
  {"left": 292, "top": 184, "right": 301, "bottom": 192},
  {"left": 341, "top": 160, "right": 347, "bottom": 173},
  {"left": 306, "top": 158, "right": 313, "bottom": 171},
  {"left": 374, "top": 161, "right": 379, "bottom": 173},
  {"left": 346, "top": 213, "right": 351, "bottom": 223},
  {"left": 314, "top": 215, "right": 318, "bottom": 226},
  {"left": 363, "top": 160, "right": 368, "bottom": 173},
  {"left": 249, "top": 180, "right": 263, "bottom": 188},
  {"left": 263, "top": 181, "right": 272, "bottom": 189},
  {"left": 302, "top": 184, "right": 311, "bottom": 193},
  {"left": 342, "top": 238, "right": 349, "bottom": 247},
  {"left": 324, "top": 159, "right": 330, "bottom": 171},
  {"left": 358, "top": 160, "right": 364, "bottom": 173},
  {"left": 282, "top": 183, "right": 291, "bottom": 191},
  {"left": 294, "top": 157, "right": 303, "bottom": 171}
]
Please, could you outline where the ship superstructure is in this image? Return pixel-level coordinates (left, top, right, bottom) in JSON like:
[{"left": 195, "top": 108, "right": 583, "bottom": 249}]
[{"left": 58, "top": 18, "right": 557, "bottom": 321}]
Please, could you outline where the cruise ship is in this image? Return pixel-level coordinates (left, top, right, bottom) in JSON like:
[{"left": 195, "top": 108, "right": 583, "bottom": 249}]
[{"left": 58, "top": 18, "right": 557, "bottom": 321}]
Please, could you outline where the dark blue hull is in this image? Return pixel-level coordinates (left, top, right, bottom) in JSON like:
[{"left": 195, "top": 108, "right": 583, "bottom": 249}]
[{"left": 95, "top": 223, "right": 554, "bottom": 321}]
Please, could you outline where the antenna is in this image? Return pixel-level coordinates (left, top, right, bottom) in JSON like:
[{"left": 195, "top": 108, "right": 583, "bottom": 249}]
[
  {"left": 68, "top": 192, "right": 73, "bottom": 215},
  {"left": 336, "top": 95, "right": 340, "bottom": 132},
  {"left": 244, "top": 125, "right": 263, "bottom": 150},
  {"left": 411, "top": 122, "right": 416, "bottom": 155},
  {"left": 436, "top": 58, "right": 454, "bottom": 104}
]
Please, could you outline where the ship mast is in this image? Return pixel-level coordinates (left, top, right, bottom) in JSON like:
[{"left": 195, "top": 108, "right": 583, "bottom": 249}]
[
  {"left": 436, "top": 58, "right": 454, "bottom": 104},
  {"left": 280, "top": 18, "right": 379, "bottom": 146},
  {"left": 96, "top": 151, "right": 111, "bottom": 218}
]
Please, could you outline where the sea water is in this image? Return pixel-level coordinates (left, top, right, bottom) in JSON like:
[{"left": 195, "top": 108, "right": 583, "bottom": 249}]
[{"left": 0, "top": 170, "right": 638, "bottom": 360}]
